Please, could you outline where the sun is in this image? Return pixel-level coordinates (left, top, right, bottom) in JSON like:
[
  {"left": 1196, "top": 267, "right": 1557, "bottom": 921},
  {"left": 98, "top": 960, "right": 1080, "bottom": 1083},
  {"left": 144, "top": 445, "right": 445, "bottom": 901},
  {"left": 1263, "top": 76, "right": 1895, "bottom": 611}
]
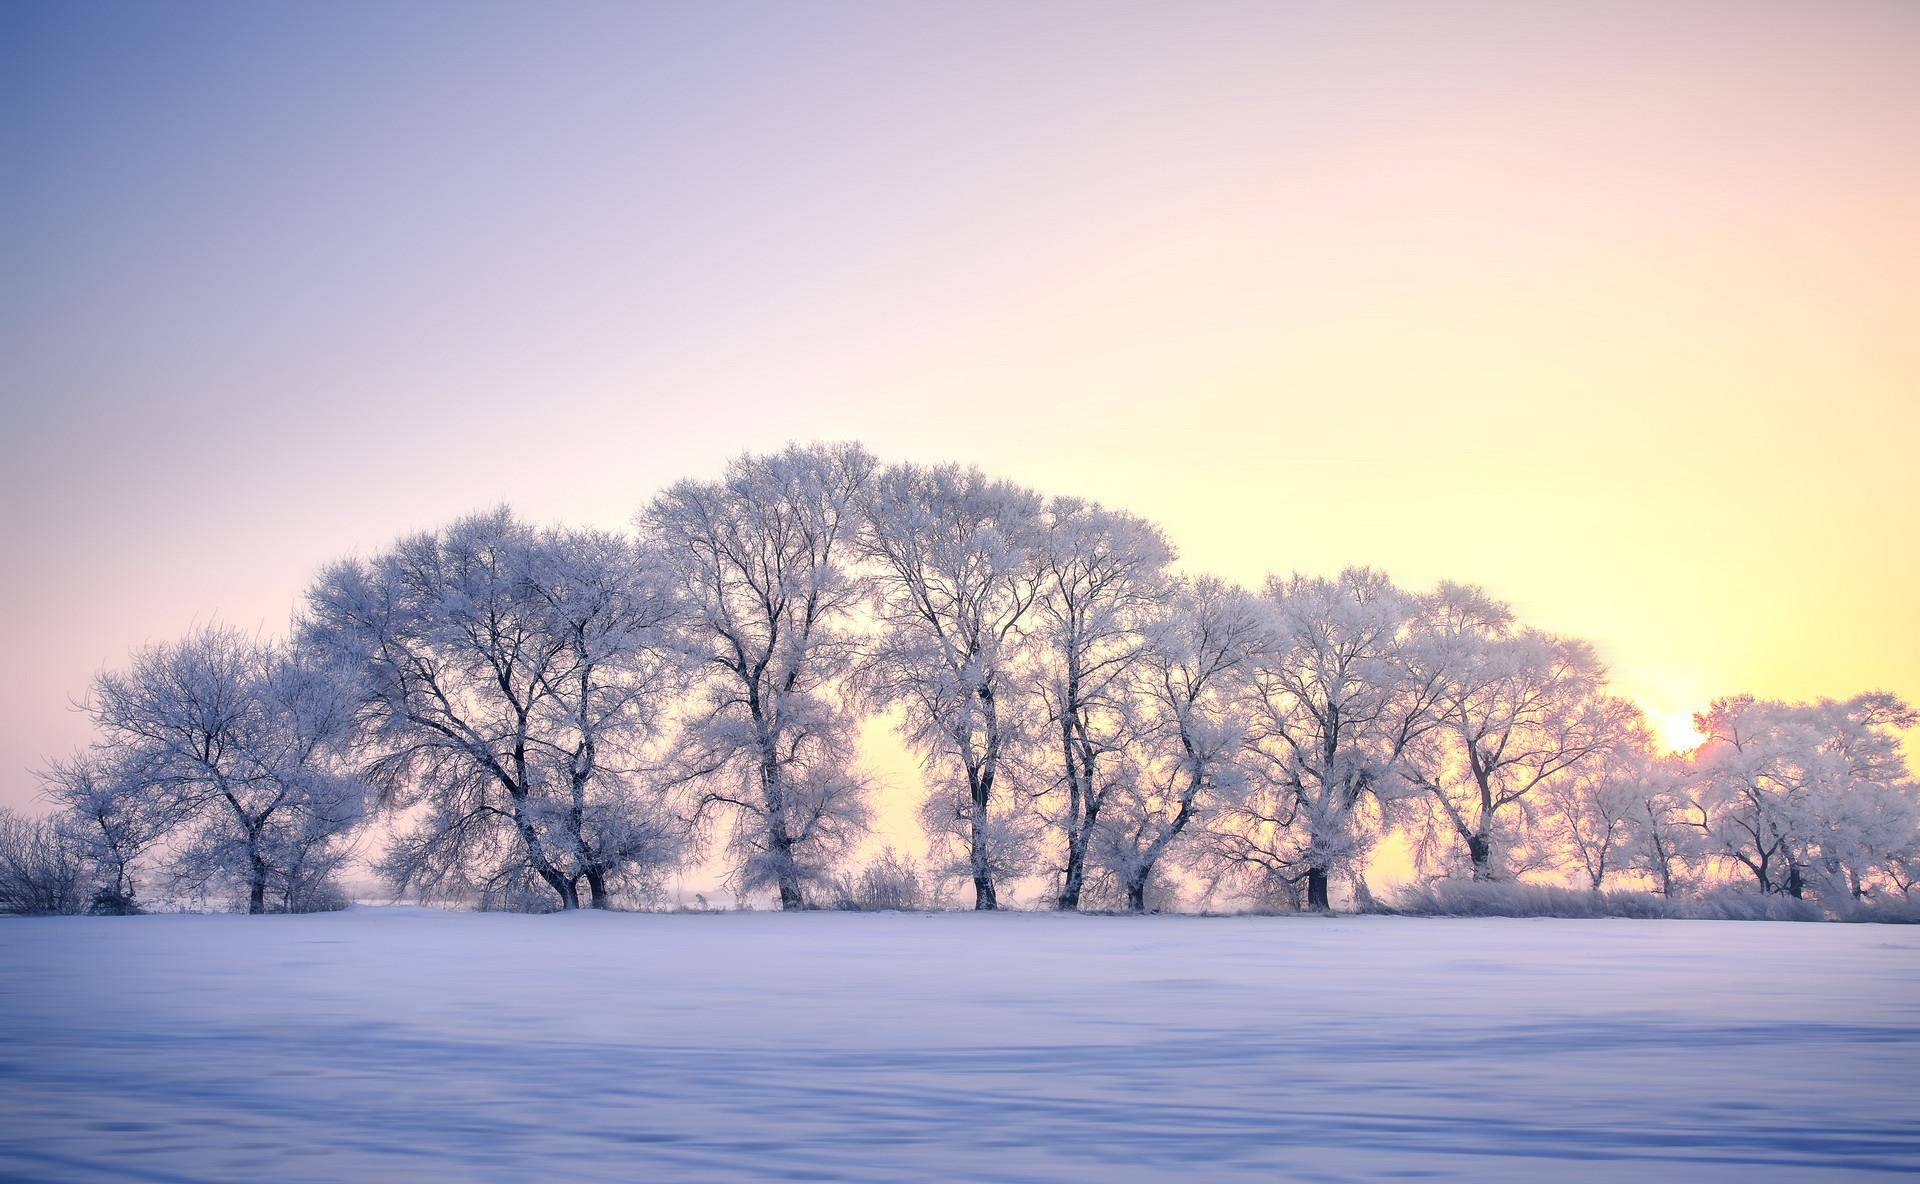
[{"left": 1652, "top": 710, "right": 1707, "bottom": 754}]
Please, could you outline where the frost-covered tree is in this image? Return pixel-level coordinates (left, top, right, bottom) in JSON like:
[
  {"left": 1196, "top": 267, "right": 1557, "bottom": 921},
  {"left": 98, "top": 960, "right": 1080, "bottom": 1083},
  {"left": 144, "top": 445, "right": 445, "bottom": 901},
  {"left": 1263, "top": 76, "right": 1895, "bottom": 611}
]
[
  {"left": 1031, "top": 498, "right": 1172, "bottom": 910},
  {"left": 1690, "top": 693, "right": 1917, "bottom": 900},
  {"left": 304, "top": 511, "right": 685, "bottom": 910},
  {"left": 1803, "top": 694, "right": 1919, "bottom": 902},
  {"left": 1689, "top": 697, "right": 1820, "bottom": 897},
  {"left": 1805, "top": 777, "right": 1920, "bottom": 904},
  {"left": 857, "top": 463, "right": 1045, "bottom": 910},
  {"left": 1216, "top": 568, "right": 1441, "bottom": 910},
  {"left": 1882, "top": 838, "right": 1920, "bottom": 901},
  {"left": 1404, "top": 585, "right": 1637, "bottom": 882},
  {"left": 522, "top": 528, "right": 691, "bottom": 907},
  {"left": 1095, "top": 578, "right": 1261, "bottom": 912},
  {"left": 1617, "top": 755, "right": 1707, "bottom": 898},
  {"left": 644, "top": 444, "right": 876, "bottom": 909},
  {"left": 82, "top": 626, "right": 367, "bottom": 913},
  {"left": 1538, "top": 713, "right": 1660, "bottom": 890},
  {"left": 38, "top": 749, "right": 169, "bottom": 912}
]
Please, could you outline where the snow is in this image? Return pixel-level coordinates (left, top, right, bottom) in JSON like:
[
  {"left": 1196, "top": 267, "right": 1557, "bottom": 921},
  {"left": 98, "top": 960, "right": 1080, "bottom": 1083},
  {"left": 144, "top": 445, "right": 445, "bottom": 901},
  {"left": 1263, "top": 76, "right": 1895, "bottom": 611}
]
[{"left": 2, "top": 909, "right": 1917, "bottom": 1182}]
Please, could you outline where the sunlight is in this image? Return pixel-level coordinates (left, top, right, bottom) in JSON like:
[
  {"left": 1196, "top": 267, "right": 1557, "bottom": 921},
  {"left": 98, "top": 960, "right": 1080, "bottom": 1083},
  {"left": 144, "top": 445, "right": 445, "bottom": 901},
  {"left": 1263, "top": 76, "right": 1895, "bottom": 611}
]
[{"left": 1652, "top": 709, "right": 1707, "bottom": 754}]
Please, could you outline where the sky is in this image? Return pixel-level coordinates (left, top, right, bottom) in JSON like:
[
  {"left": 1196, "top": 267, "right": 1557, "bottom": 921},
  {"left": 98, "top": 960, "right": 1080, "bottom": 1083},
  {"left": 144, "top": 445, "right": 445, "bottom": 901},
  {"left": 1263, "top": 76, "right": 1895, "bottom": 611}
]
[{"left": 4, "top": 1, "right": 1917, "bottom": 844}]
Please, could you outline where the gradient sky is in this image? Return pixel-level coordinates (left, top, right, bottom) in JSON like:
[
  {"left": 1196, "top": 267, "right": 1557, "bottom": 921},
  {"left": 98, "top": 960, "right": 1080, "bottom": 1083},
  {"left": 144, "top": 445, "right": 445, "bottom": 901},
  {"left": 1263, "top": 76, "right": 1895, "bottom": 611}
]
[{"left": 4, "top": 1, "right": 1917, "bottom": 835}]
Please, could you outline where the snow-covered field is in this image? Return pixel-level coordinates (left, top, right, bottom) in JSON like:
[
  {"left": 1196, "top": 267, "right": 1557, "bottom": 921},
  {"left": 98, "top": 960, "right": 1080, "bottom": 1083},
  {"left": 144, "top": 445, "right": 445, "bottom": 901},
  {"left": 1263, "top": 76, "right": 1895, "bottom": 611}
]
[{"left": 2, "top": 909, "right": 1916, "bottom": 1182}]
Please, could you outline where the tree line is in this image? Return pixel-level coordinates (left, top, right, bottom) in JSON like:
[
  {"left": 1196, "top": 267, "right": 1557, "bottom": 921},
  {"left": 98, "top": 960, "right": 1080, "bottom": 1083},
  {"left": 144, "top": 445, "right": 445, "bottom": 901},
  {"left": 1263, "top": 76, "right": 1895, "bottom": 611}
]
[{"left": 9, "top": 443, "right": 1917, "bottom": 916}]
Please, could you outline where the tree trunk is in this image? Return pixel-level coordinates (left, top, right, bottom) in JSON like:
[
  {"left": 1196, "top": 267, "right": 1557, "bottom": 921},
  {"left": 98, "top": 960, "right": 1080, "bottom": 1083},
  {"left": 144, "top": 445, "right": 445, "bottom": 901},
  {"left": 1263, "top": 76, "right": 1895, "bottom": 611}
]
[
  {"left": 1786, "top": 863, "right": 1805, "bottom": 900},
  {"left": 777, "top": 876, "right": 805, "bottom": 910},
  {"left": 1058, "top": 852, "right": 1086, "bottom": 912},
  {"left": 509, "top": 790, "right": 578, "bottom": 909},
  {"left": 969, "top": 765, "right": 998, "bottom": 911},
  {"left": 1125, "top": 874, "right": 1148, "bottom": 914},
  {"left": 1305, "top": 866, "right": 1331, "bottom": 912},
  {"left": 1057, "top": 701, "right": 1100, "bottom": 912},
  {"left": 973, "top": 870, "right": 998, "bottom": 910},
  {"left": 584, "top": 868, "right": 612, "bottom": 910},
  {"left": 970, "top": 798, "right": 998, "bottom": 910},
  {"left": 247, "top": 842, "right": 269, "bottom": 915},
  {"left": 1466, "top": 833, "right": 1493, "bottom": 882},
  {"left": 757, "top": 736, "right": 808, "bottom": 910},
  {"left": 547, "top": 873, "right": 581, "bottom": 910},
  {"left": 970, "top": 809, "right": 998, "bottom": 910},
  {"left": 764, "top": 826, "right": 805, "bottom": 910}
]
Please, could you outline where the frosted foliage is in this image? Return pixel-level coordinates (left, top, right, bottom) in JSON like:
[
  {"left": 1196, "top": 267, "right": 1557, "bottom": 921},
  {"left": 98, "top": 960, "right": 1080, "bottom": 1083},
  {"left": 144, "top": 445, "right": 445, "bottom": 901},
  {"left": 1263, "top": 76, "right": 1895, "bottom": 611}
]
[
  {"left": 1095, "top": 578, "right": 1262, "bottom": 911},
  {"left": 302, "top": 510, "right": 687, "bottom": 910},
  {"left": 1402, "top": 583, "right": 1641, "bottom": 883},
  {"left": 74, "top": 626, "right": 368, "bottom": 913},
  {"left": 1211, "top": 568, "right": 1437, "bottom": 908},
  {"left": 643, "top": 443, "right": 876, "bottom": 908},
  {"left": 1691, "top": 692, "right": 1919, "bottom": 901},
  {"left": 857, "top": 463, "right": 1047, "bottom": 909},
  {"left": 37, "top": 749, "right": 170, "bottom": 909},
  {"left": 1029, "top": 498, "right": 1174, "bottom": 909}
]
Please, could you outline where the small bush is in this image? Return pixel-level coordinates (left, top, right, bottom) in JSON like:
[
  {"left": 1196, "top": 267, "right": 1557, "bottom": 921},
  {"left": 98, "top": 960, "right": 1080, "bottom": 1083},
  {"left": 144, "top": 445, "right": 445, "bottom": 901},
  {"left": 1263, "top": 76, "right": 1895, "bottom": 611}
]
[
  {"left": 1388, "top": 880, "right": 1622, "bottom": 918},
  {"left": 828, "top": 849, "right": 927, "bottom": 912},
  {"left": 1386, "top": 879, "right": 1835, "bottom": 922},
  {"left": 88, "top": 887, "right": 142, "bottom": 916},
  {"left": 1829, "top": 897, "right": 1920, "bottom": 925},
  {"left": 283, "top": 877, "right": 351, "bottom": 914},
  {"left": 1668, "top": 888, "right": 1825, "bottom": 923},
  {"left": 0, "top": 810, "right": 89, "bottom": 916}
]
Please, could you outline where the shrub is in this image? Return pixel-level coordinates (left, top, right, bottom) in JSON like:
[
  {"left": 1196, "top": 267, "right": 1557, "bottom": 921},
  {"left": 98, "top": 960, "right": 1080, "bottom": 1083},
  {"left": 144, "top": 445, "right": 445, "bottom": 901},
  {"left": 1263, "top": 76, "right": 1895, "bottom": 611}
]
[
  {"left": 282, "top": 876, "right": 351, "bottom": 914},
  {"left": 1669, "top": 888, "right": 1825, "bottom": 923},
  {"left": 88, "top": 886, "right": 143, "bottom": 916},
  {"left": 828, "top": 849, "right": 928, "bottom": 911},
  {"left": 1387, "top": 880, "right": 1622, "bottom": 918},
  {"left": 1828, "top": 897, "right": 1920, "bottom": 925},
  {"left": 1385, "top": 879, "right": 1835, "bottom": 922},
  {"left": 0, "top": 810, "right": 88, "bottom": 916}
]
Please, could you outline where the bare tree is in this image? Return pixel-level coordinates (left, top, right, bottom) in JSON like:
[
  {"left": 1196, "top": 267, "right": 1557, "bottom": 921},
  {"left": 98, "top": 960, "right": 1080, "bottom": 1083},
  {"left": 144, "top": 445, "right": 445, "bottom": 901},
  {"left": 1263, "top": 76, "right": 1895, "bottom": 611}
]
[
  {"left": 1031, "top": 498, "right": 1172, "bottom": 909},
  {"left": 1095, "top": 577, "right": 1261, "bottom": 912},
  {"left": 304, "top": 511, "right": 685, "bottom": 910},
  {"left": 643, "top": 444, "right": 876, "bottom": 909},
  {"left": 857, "top": 463, "right": 1045, "bottom": 910}
]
